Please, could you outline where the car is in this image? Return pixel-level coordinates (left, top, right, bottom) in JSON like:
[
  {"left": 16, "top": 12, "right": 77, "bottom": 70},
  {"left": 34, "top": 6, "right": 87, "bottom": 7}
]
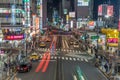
[
  {"left": 29, "top": 52, "right": 40, "bottom": 61},
  {"left": 73, "top": 42, "right": 79, "bottom": 48},
  {"left": 45, "top": 37, "right": 51, "bottom": 42},
  {"left": 70, "top": 40, "right": 74, "bottom": 45},
  {"left": 16, "top": 58, "right": 32, "bottom": 72},
  {"left": 75, "top": 66, "right": 87, "bottom": 80},
  {"left": 39, "top": 42, "right": 46, "bottom": 47}
]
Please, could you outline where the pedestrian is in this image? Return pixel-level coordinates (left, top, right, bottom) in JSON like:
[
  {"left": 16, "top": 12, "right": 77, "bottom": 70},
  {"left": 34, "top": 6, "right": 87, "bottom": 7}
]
[
  {"left": 104, "top": 63, "right": 108, "bottom": 72},
  {"left": 4, "top": 62, "right": 7, "bottom": 71}
]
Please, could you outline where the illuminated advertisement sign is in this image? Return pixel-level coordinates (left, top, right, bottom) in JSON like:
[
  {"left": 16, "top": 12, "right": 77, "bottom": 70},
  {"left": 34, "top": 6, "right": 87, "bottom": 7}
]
[
  {"left": 35, "top": 17, "right": 40, "bottom": 33},
  {"left": 107, "top": 38, "right": 118, "bottom": 43},
  {"left": 77, "top": 0, "right": 89, "bottom": 6},
  {"left": 4, "top": 34, "right": 24, "bottom": 40},
  {"left": 107, "top": 38, "right": 118, "bottom": 47},
  {"left": 98, "top": 5, "right": 102, "bottom": 16},
  {"left": 107, "top": 5, "right": 113, "bottom": 17}
]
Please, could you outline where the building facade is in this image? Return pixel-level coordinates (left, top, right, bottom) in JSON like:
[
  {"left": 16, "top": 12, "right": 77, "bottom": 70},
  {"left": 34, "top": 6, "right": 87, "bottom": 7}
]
[{"left": 0, "top": 0, "right": 24, "bottom": 28}]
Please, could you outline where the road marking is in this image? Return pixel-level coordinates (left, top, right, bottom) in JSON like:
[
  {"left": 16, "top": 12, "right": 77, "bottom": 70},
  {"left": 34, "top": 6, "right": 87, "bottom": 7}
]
[
  {"left": 81, "top": 58, "right": 83, "bottom": 61},
  {"left": 66, "top": 57, "right": 68, "bottom": 60},
  {"left": 85, "top": 59, "right": 88, "bottom": 62},
  {"left": 73, "top": 58, "right": 76, "bottom": 61},
  {"left": 51, "top": 56, "right": 53, "bottom": 59},
  {"left": 54, "top": 56, "right": 57, "bottom": 59},
  {"left": 65, "top": 40, "right": 69, "bottom": 48},
  {"left": 62, "top": 40, "right": 65, "bottom": 49},
  {"left": 69, "top": 57, "right": 72, "bottom": 60},
  {"left": 62, "top": 57, "right": 64, "bottom": 60},
  {"left": 77, "top": 58, "right": 80, "bottom": 61},
  {"left": 58, "top": 56, "right": 60, "bottom": 59}
]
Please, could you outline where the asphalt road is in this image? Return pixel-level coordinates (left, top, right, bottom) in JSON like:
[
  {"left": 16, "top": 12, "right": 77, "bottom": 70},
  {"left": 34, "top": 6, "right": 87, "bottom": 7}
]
[
  {"left": 15, "top": 32, "right": 108, "bottom": 80},
  {"left": 16, "top": 60, "right": 57, "bottom": 80},
  {"left": 15, "top": 55, "right": 108, "bottom": 80},
  {"left": 62, "top": 59, "right": 108, "bottom": 80}
]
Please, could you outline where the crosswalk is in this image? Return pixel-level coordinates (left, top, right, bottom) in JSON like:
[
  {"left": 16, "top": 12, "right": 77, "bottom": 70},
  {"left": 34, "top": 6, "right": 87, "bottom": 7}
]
[
  {"left": 39, "top": 55, "right": 88, "bottom": 62},
  {"left": 37, "top": 48, "right": 82, "bottom": 54}
]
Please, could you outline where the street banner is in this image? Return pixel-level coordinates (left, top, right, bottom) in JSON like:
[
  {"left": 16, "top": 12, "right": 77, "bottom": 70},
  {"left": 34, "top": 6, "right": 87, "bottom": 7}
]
[
  {"left": 107, "top": 5, "right": 113, "bottom": 17},
  {"left": 98, "top": 5, "right": 102, "bottom": 16}
]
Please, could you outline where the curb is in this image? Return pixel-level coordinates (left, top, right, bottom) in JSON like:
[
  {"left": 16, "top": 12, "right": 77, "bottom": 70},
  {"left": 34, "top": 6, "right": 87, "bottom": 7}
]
[{"left": 98, "top": 67, "right": 111, "bottom": 79}]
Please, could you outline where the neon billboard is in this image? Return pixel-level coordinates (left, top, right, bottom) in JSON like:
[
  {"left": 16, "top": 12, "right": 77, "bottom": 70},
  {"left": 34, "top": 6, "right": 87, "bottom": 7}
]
[{"left": 4, "top": 35, "right": 24, "bottom": 40}]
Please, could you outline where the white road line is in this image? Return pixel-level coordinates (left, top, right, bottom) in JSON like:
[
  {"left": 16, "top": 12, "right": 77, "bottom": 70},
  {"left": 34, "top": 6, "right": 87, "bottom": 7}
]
[
  {"left": 58, "top": 56, "right": 61, "bottom": 59},
  {"left": 66, "top": 57, "right": 68, "bottom": 60},
  {"left": 73, "top": 58, "right": 76, "bottom": 61},
  {"left": 69, "top": 57, "right": 72, "bottom": 60},
  {"left": 81, "top": 58, "right": 83, "bottom": 61},
  {"left": 62, "top": 40, "right": 65, "bottom": 49},
  {"left": 62, "top": 57, "right": 64, "bottom": 60},
  {"left": 65, "top": 40, "right": 69, "bottom": 48},
  {"left": 77, "top": 58, "right": 80, "bottom": 61},
  {"left": 54, "top": 56, "right": 57, "bottom": 59},
  {"left": 85, "top": 59, "right": 88, "bottom": 62},
  {"left": 51, "top": 56, "right": 53, "bottom": 59}
]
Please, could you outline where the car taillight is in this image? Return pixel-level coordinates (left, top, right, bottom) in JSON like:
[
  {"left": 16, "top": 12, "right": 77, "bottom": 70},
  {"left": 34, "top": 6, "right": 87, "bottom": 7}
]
[{"left": 24, "top": 67, "right": 28, "bottom": 70}]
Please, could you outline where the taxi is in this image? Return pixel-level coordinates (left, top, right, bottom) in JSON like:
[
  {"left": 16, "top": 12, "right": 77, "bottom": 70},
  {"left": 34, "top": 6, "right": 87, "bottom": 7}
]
[
  {"left": 45, "top": 37, "right": 51, "bottom": 42},
  {"left": 29, "top": 53, "right": 40, "bottom": 61},
  {"left": 39, "top": 42, "right": 46, "bottom": 47}
]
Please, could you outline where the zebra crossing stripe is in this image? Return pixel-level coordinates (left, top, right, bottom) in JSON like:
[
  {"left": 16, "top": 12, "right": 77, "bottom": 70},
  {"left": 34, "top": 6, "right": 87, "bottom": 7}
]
[
  {"left": 58, "top": 56, "right": 60, "bottom": 59},
  {"left": 51, "top": 56, "right": 53, "bottom": 59},
  {"left": 81, "top": 58, "right": 83, "bottom": 61},
  {"left": 62, "top": 57, "right": 64, "bottom": 60},
  {"left": 73, "top": 58, "right": 76, "bottom": 61},
  {"left": 77, "top": 58, "right": 80, "bottom": 61},
  {"left": 66, "top": 57, "right": 68, "bottom": 60},
  {"left": 69, "top": 57, "right": 72, "bottom": 60},
  {"left": 85, "top": 59, "right": 88, "bottom": 62},
  {"left": 54, "top": 56, "right": 57, "bottom": 59}
]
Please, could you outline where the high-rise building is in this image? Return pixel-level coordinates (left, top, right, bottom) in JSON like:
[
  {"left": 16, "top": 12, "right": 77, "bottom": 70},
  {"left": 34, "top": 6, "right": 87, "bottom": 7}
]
[
  {"left": 0, "top": 0, "right": 24, "bottom": 28},
  {"left": 75, "top": 0, "right": 90, "bottom": 19}
]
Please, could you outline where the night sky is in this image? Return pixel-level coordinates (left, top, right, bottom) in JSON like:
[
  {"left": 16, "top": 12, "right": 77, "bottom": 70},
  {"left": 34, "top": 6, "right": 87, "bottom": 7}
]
[{"left": 93, "top": 0, "right": 118, "bottom": 20}]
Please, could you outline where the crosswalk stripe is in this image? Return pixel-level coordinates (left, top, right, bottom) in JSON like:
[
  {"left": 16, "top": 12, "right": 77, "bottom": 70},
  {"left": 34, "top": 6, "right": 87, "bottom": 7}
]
[
  {"left": 77, "top": 58, "right": 80, "bottom": 61},
  {"left": 62, "top": 57, "right": 64, "bottom": 60},
  {"left": 69, "top": 57, "right": 72, "bottom": 60},
  {"left": 54, "top": 56, "right": 57, "bottom": 59},
  {"left": 51, "top": 56, "right": 53, "bottom": 59},
  {"left": 73, "top": 58, "right": 76, "bottom": 61},
  {"left": 58, "top": 56, "right": 60, "bottom": 59},
  {"left": 85, "top": 59, "right": 88, "bottom": 62},
  {"left": 66, "top": 57, "right": 68, "bottom": 60},
  {"left": 81, "top": 58, "right": 83, "bottom": 61}
]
